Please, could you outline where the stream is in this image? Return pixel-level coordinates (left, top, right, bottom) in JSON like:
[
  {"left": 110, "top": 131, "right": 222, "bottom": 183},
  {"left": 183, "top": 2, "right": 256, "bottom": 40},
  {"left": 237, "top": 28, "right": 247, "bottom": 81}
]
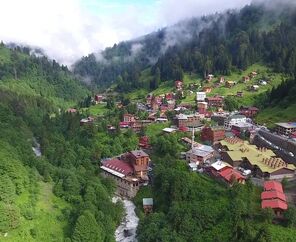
[
  {"left": 113, "top": 197, "right": 139, "bottom": 242},
  {"left": 32, "top": 138, "right": 42, "bottom": 157}
]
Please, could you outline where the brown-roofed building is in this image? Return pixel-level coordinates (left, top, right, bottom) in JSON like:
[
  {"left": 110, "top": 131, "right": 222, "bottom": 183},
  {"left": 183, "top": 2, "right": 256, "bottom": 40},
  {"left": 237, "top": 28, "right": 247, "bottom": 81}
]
[
  {"left": 205, "top": 96, "right": 224, "bottom": 108},
  {"left": 201, "top": 126, "right": 225, "bottom": 144}
]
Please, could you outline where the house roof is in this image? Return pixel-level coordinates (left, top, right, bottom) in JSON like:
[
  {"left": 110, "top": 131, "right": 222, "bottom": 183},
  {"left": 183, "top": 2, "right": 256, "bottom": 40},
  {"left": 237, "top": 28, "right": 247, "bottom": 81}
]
[
  {"left": 228, "top": 114, "right": 246, "bottom": 120},
  {"left": 211, "top": 160, "right": 232, "bottom": 171},
  {"left": 261, "top": 191, "right": 286, "bottom": 202},
  {"left": 261, "top": 199, "right": 288, "bottom": 210},
  {"left": 220, "top": 139, "right": 295, "bottom": 173},
  {"left": 130, "top": 150, "right": 149, "bottom": 158},
  {"left": 143, "top": 198, "right": 153, "bottom": 206},
  {"left": 101, "top": 159, "right": 133, "bottom": 178},
  {"left": 264, "top": 181, "right": 284, "bottom": 193},
  {"left": 206, "top": 97, "right": 223, "bottom": 101},
  {"left": 219, "top": 167, "right": 245, "bottom": 182},
  {"left": 275, "top": 122, "right": 296, "bottom": 129},
  {"left": 163, "top": 127, "right": 177, "bottom": 133}
]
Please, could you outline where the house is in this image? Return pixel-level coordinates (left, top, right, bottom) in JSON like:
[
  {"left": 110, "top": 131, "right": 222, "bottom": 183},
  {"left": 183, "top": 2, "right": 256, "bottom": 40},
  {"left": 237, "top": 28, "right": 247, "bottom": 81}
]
[
  {"left": 198, "top": 102, "right": 208, "bottom": 114},
  {"left": 67, "top": 108, "right": 77, "bottom": 113},
  {"left": 205, "top": 96, "right": 224, "bottom": 108},
  {"left": 165, "top": 92, "right": 174, "bottom": 100},
  {"left": 225, "top": 81, "right": 235, "bottom": 88},
  {"left": 237, "top": 91, "right": 244, "bottom": 97},
  {"left": 224, "top": 114, "right": 247, "bottom": 129},
  {"left": 250, "top": 85, "right": 259, "bottom": 91},
  {"left": 207, "top": 160, "right": 245, "bottom": 185},
  {"left": 156, "top": 118, "right": 168, "bottom": 123},
  {"left": 186, "top": 144, "right": 214, "bottom": 165},
  {"left": 231, "top": 122, "right": 253, "bottom": 137},
  {"left": 196, "top": 92, "right": 206, "bottom": 102},
  {"left": 143, "top": 198, "right": 153, "bottom": 214},
  {"left": 139, "top": 136, "right": 150, "bottom": 149},
  {"left": 219, "top": 138, "right": 296, "bottom": 179},
  {"left": 261, "top": 181, "right": 288, "bottom": 217},
  {"left": 206, "top": 74, "right": 214, "bottom": 82},
  {"left": 162, "top": 127, "right": 177, "bottom": 134},
  {"left": 188, "top": 162, "right": 198, "bottom": 172},
  {"left": 123, "top": 114, "right": 135, "bottom": 123},
  {"left": 175, "top": 113, "right": 201, "bottom": 129},
  {"left": 219, "top": 76, "right": 225, "bottom": 83},
  {"left": 201, "top": 126, "right": 225, "bottom": 144},
  {"left": 175, "top": 80, "right": 183, "bottom": 90},
  {"left": 203, "top": 87, "right": 212, "bottom": 93},
  {"left": 131, "top": 120, "right": 152, "bottom": 133},
  {"left": 120, "top": 122, "right": 130, "bottom": 128},
  {"left": 80, "top": 117, "right": 95, "bottom": 126},
  {"left": 275, "top": 122, "right": 296, "bottom": 136},
  {"left": 250, "top": 71, "right": 258, "bottom": 78},
  {"left": 95, "top": 95, "right": 103, "bottom": 103},
  {"left": 242, "top": 76, "right": 250, "bottom": 83},
  {"left": 239, "top": 106, "right": 259, "bottom": 118},
  {"left": 101, "top": 159, "right": 140, "bottom": 198}
]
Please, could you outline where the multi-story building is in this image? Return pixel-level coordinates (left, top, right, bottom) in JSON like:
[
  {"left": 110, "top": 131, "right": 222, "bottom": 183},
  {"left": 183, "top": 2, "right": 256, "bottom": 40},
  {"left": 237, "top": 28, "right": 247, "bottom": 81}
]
[
  {"left": 100, "top": 149, "right": 151, "bottom": 198},
  {"left": 197, "top": 102, "right": 208, "bottom": 114},
  {"left": 186, "top": 144, "right": 214, "bottom": 165},
  {"left": 224, "top": 114, "right": 247, "bottom": 129},
  {"left": 205, "top": 96, "right": 224, "bottom": 108},
  {"left": 175, "top": 113, "right": 201, "bottom": 129},
  {"left": 201, "top": 126, "right": 225, "bottom": 144},
  {"left": 123, "top": 114, "right": 135, "bottom": 123},
  {"left": 239, "top": 106, "right": 259, "bottom": 118},
  {"left": 196, "top": 92, "right": 206, "bottom": 102},
  {"left": 275, "top": 122, "right": 296, "bottom": 136}
]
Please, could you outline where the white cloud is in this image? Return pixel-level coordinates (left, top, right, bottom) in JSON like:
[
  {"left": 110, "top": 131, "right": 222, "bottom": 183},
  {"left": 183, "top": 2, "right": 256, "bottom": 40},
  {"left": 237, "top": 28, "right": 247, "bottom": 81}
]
[{"left": 0, "top": 0, "right": 252, "bottom": 66}]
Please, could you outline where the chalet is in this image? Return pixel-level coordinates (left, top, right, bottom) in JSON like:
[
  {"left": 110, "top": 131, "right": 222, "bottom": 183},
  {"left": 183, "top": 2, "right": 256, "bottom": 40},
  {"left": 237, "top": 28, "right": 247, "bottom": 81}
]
[
  {"left": 250, "top": 85, "right": 259, "bottom": 91},
  {"left": 275, "top": 122, "right": 296, "bottom": 136},
  {"left": 205, "top": 96, "right": 224, "bottom": 108},
  {"left": 201, "top": 126, "right": 225, "bottom": 144},
  {"left": 139, "top": 136, "right": 150, "bottom": 149},
  {"left": 206, "top": 74, "right": 214, "bottom": 82},
  {"left": 80, "top": 117, "right": 95, "bottom": 126},
  {"left": 203, "top": 87, "right": 212, "bottom": 93},
  {"left": 261, "top": 181, "right": 288, "bottom": 217},
  {"left": 123, "top": 114, "right": 135, "bottom": 123},
  {"left": 120, "top": 122, "right": 130, "bottom": 128},
  {"left": 67, "top": 108, "right": 77, "bottom": 113},
  {"left": 196, "top": 92, "right": 206, "bottom": 102},
  {"left": 95, "top": 95, "right": 103, "bottom": 103},
  {"left": 239, "top": 106, "right": 259, "bottom": 118},
  {"left": 219, "top": 76, "right": 225, "bottom": 83},
  {"left": 175, "top": 80, "right": 183, "bottom": 90},
  {"left": 198, "top": 102, "right": 208, "bottom": 114},
  {"left": 250, "top": 71, "right": 258, "bottom": 78},
  {"left": 225, "top": 81, "right": 235, "bottom": 88},
  {"left": 237, "top": 91, "right": 244, "bottom": 97},
  {"left": 242, "top": 76, "right": 250, "bottom": 83},
  {"left": 224, "top": 114, "right": 247, "bottom": 129},
  {"left": 143, "top": 198, "right": 153, "bottom": 214},
  {"left": 186, "top": 144, "right": 214, "bottom": 165},
  {"left": 219, "top": 138, "right": 296, "bottom": 179},
  {"left": 207, "top": 160, "right": 245, "bottom": 185}
]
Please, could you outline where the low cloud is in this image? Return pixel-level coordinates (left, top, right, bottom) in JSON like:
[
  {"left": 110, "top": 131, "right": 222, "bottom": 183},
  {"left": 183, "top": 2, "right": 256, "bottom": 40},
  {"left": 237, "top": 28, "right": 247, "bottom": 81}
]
[{"left": 0, "top": 0, "right": 253, "bottom": 66}]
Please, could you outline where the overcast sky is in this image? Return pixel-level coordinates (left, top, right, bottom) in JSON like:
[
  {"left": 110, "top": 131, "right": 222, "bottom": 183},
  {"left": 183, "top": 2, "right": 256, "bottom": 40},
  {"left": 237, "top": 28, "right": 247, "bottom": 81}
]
[{"left": 0, "top": 0, "right": 252, "bottom": 65}]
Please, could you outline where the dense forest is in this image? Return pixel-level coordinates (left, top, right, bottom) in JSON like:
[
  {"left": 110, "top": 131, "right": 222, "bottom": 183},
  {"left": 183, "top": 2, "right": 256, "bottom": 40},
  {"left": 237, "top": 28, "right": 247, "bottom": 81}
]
[
  {"left": 74, "top": 1, "right": 296, "bottom": 94},
  {"left": 0, "top": 45, "right": 142, "bottom": 241}
]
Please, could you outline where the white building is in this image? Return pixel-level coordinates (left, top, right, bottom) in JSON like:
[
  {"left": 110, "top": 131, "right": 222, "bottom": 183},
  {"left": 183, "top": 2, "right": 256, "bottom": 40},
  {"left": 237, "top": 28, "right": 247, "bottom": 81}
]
[
  {"left": 196, "top": 92, "right": 206, "bottom": 102},
  {"left": 224, "top": 114, "right": 247, "bottom": 129}
]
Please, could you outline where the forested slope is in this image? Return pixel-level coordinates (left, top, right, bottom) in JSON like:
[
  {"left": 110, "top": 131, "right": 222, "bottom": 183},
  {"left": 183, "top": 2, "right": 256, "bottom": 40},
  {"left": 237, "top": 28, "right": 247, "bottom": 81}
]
[{"left": 0, "top": 45, "right": 131, "bottom": 241}]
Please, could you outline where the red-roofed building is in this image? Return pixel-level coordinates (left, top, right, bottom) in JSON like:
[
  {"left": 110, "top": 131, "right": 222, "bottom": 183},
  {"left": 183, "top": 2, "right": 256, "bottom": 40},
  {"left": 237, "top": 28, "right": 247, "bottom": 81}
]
[
  {"left": 261, "top": 199, "right": 288, "bottom": 216},
  {"left": 139, "top": 136, "right": 150, "bottom": 149},
  {"left": 95, "top": 95, "right": 103, "bottom": 103},
  {"left": 101, "top": 159, "right": 139, "bottom": 198},
  {"left": 261, "top": 180, "right": 288, "bottom": 217},
  {"left": 219, "top": 167, "right": 246, "bottom": 184},
  {"left": 123, "top": 114, "right": 135, "bottom": 123},
  {"left": 264, "top": 180, "right": 283, "bottom": 193},
  {"left": 261, "top": 191, "right": 286, "bottom": 202},
  {"left": 165, "top": 93, "right": 174, "bottom": 100},
  {"left": 120, "top": 122, "right": 130, "bottom": 128}
]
